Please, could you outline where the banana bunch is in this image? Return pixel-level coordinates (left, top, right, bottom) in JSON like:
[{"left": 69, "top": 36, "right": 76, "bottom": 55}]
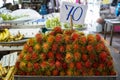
[
  {"left": 3, "top": 66, "right": 15, "bottom": 80},
  {"left": 0, "top": 63, "right": 7, "bottom": 77},
  {"left": 0, "top": 29, "right": 24, "bottom": 42},
  {"left": 14, "top": 31, "right": 24, "bottom": 41},
  {"left": 0, "top": 29, "right": 10, "bottom": 42},
  {"left": 0, "top": 63, "right": 15, "bottom": 80}
]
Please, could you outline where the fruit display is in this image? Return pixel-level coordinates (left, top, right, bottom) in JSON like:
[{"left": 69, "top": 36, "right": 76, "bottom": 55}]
[
  {"left": 3, "top": 66, "right": 15, "bottom": 80},
  {"left": 0, "top": 14, "right": 16, "bottom": 21},
  {"left": 0, "top": 63, "right": 15, "bottom": 80},
  {"left": 45, "top": 17, "right": 86, "bottom": 29},
  {"left": 64, "top": 23, "right": 86, "bottom": 29},
  {"left": 15, "top": 27, "right": 116, "bottom": 76},
  {"left": 0, "top": 14, "right": 28, "bottom": 21},
  {"left": 0, "top": 29, "right": 24, "bottom": 42},
  {"left": 45, "top": 17, "right": 61, "bottom": 28},
  {"left": 0, "top": 63, "right": 7, "bottom": 77}
]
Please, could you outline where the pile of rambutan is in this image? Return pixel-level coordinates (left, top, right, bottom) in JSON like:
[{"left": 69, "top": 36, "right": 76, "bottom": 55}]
[{"left": 15, "top": 27, "right": 116, "bottom": 76}]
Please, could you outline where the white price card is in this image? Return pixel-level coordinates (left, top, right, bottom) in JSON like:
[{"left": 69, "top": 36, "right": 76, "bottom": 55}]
[
  {"left": 9, "top": 52, "right": 18, "bottom": 66},
  {"left": 60, "top": 2, "right": 88, "bottom": 25},
  {"left": 2, "top": 54, "right": 10, "bottom": 67},
  {"left": 2, "top": 52, "right": 18, "bottom": 67}
]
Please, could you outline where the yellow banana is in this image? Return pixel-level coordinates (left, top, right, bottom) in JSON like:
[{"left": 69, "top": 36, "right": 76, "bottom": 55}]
[
  {"left": 0, "top": 63, "right": 7, "bottom": 78},
  {"left": 3, "top": 66, "right": 15, "bottom": 80},
  {"left": 14, "top": 34, "right": 24, "bottom": 41},
  {"left": 0, "top": 66, "right": 4, "bottom": 76},
  {"left": 9, "top": 35, "right": 14, "bottom": 39},
  {"left": 0, "top": 29, "right": 10, "bottom": 42},
  {"left": 14, "top": 31, "right": 24, "bottom": 41},
  {"left": 3, "top": 67, "right": 7, "bottom": 75},
  {"left": 0, "top": 29, "right": 24, "bottom": 42},
  {"left": 4, "top": 29, "right": 10, "bottom": 42},
  {"left": 0, "top": 32, "right": 4, "bottom": 41},
  {"left": 8, "top": 35, "right": 14, "bottom": 42},
  {"left": 0, "top": 33, "right": 3, "bottom": 41},
  {"left": 0, "top": 30, "right": 5, "bottom": 41},
  {"left": 0, "top": 64, "right": 2, "bottom": 77},
  {"left": 3, "top": 29, "right": 10, "bottom": 40},
  {"left": 0, "top": 71, "right": 2, "bottom": 77}
]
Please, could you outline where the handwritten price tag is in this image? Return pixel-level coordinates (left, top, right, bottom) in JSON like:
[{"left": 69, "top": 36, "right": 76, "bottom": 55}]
[{"left": 60, "top": 2, "right": 88, "bottom": 25}]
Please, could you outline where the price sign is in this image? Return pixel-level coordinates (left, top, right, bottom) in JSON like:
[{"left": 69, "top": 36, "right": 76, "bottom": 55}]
[
  {"left": 60, "top": 2, "right": 88, "bottom": 25},
  {"left": 2, "top": 52, "right": 18, "bottom": 67}
]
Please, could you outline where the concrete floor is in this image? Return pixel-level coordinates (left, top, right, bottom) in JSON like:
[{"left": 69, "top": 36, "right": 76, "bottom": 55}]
[
  {"left": 110, "top": 46, "right": 120, "bottom": 80},
  {"left": 101, "top": 32, "right": 120, "bottom": 54},
  {"left": 100, "top": 32, "right": 120, "bottom": 80}
]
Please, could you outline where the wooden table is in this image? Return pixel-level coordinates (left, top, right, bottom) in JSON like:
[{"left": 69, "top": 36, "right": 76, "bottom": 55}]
[{"left": 104, "top": 19, "right": 120, "bottom": 46}]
